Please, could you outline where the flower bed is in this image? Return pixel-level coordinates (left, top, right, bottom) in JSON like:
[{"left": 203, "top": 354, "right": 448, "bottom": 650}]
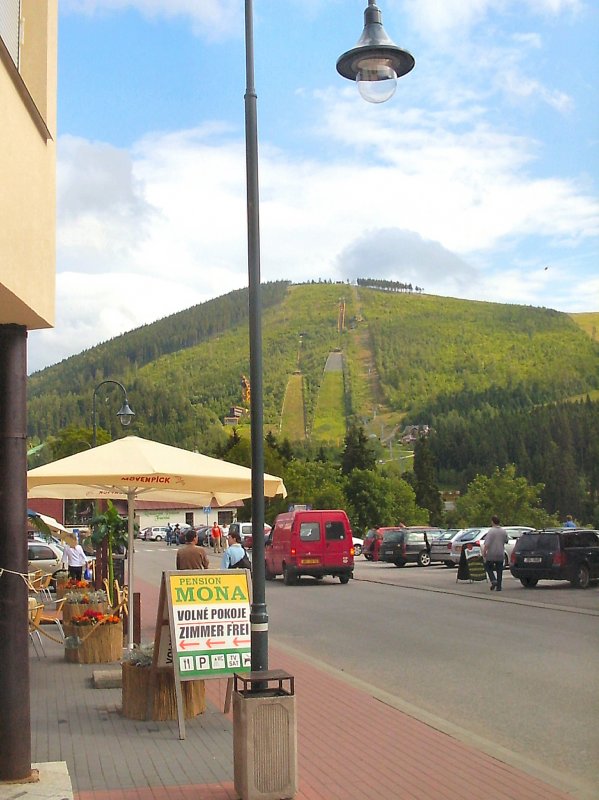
[{"left": 64, "top": 610, "right": 123, "bottom": 664}]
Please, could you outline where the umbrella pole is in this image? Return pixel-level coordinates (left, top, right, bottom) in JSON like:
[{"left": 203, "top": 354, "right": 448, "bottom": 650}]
[{"left": 127, "top": 489, "right": 135, "bottom": 648}]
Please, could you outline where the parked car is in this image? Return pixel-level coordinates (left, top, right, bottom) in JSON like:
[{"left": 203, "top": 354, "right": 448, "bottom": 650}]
[
  {"left": 449, "top": 527, "right": 516, "bottom": 567},
  {"left": 27, "top": 538, "right": 64, "bottom": 577},
  {"left": 265, "top": 509, "right": 354, "bottom": 584},
  {"left": 379, "top": 527, "right": 444, "bottom": 567},
  {"left": 228, "top": 521, "right": 272, "bottom": 549},
  {"left": 429, "top": 529, "right": 463, "bottom": 567},
  {"left": 352, "top": 537, "right": 363, "bottom": 557},
  {"left": 139, "top": 526, "right": 169, "bottom": 541},
  {"left": 362, "top": 528, "right": 385, "bottom": 561},
  {"left": 510, "top": 528, "right": 599, "bottom": 588}
]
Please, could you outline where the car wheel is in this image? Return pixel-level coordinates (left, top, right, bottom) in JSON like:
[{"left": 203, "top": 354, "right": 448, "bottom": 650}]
[
  {"left": 283, "top": 564, "right": 297, "bottom": 586},
  {"left": 394, "top": 559, "right": 406, "bottom": 568},
  {"left": 444, "top": 561, "right": 455, "bottom": 568},
  {"left": 520, "top": 576, "right": 538, "bottom": 588},
  {"left": 354, "top": 544, "right": 363, "bottom": 556},
  {"left": 339, "top": 574, "right": 350, "bottom": 584},
  {"left": 364, "top": 553, "right": 372, "bottom": 561},
  {"left": 417, "top": 551, "right": 431, "bottom": 567},
  {"left": 156, "top": 534, "right": 164, "bottom": 541},
  {"left": 572, "top": 564, "right": 590, "bottom": 589}
]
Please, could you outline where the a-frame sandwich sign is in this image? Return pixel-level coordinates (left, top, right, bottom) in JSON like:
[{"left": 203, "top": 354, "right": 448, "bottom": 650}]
[{"left": 150, "top": 569, "right": 252, "bottom": 738}]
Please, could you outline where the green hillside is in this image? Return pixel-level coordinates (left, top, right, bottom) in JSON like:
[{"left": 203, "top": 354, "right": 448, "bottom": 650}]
[{"left": 27, "top": 283, "right": 599, "bottom": 458}]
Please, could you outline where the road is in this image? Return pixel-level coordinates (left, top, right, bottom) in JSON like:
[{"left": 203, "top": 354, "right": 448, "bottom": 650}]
[{"left": 133, "top": 542, "right": 599, "bottom": 795}]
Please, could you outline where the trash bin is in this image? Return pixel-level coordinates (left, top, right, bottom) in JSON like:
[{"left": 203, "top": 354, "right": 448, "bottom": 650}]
[{"left": 233, "top": 670, "right": 297, "bottom": 800}]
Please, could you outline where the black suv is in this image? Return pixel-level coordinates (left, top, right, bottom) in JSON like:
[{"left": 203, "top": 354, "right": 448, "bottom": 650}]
[
  {"left": 510, "top": 529, "right": 599, "bottom": 589},
  {"left": 379, "top": 528, "right": 443, "bottom": 568}
]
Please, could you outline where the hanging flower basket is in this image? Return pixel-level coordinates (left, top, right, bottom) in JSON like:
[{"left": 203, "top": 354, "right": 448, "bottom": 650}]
[{"left": 64, "top": 611, "right": 123, "bottom": 664}]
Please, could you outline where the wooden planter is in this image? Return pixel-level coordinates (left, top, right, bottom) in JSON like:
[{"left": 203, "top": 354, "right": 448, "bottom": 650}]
[
  {"left": 62, "top": 602, "right": 106, "bottom": 624},
  {"left": 64, "top": 620, "right": 123, "bottom": 664},
  {"left": 55, "top": 578, "right": 68, "bottom": 599},
  {"left": 121, "top": 663, "right": 205, "bottom": 721}
]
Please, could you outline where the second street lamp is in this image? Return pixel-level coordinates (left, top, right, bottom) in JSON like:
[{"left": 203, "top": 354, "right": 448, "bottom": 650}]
[{"left": 91, "top": 379, "right": 135, "bottom": 448}]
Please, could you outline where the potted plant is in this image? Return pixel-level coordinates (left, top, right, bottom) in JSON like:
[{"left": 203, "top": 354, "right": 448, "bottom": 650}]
[
  {"left": 90, "top": 500, "right": 128, "bottom": 605},
  {"left": 64, "top": 609, "right": 122, "bottom": 664},
  {"left": 121, "top": 644, "right": 205, "bottom": 721},
  {"left": 62, "top": 588, "right": 108, "bottom": 623}
]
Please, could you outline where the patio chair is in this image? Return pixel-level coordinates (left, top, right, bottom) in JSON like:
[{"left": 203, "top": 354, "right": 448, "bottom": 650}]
[
  {"left": 39, "top": 597, "right": 66, "bottom": 642},
  {"left": 29, "top": 603, "right": 46, "bottom": 658}
]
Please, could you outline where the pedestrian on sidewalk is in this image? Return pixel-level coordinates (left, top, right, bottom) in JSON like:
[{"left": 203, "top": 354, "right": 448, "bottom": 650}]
[
  {"left": 62, "top": 541, "right": 90, "bottom": 581},
  {"left": 166, "top": 522, "right": 174, "bottom": 545},
  {"left": 211, "top": 521, "right": 223, "bottom": 553},
  {"left": 176, "top": 530, "right": 209, "bottom": 570},
  {"left": 221, "top": 530, "right": 251, "bottom": 569},
  {"left": 482, "top": 515, "right": 508, "bottom": 591}
]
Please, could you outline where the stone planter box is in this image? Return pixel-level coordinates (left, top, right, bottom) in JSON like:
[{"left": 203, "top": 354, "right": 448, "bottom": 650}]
[
  {"left": 64, "top": 620, "right": 123, "bottom": 664},
  {"left": 121, "top": 662, "right": 205, "bottom": 721}
]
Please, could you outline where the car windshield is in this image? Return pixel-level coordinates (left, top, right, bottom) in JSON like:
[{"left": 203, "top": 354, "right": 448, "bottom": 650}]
[
  {"left": 435, "top": 531, "right": 455, "bottom": 542},
  {"left": 516, "top": 533, "right": 558, "bottom": 552}
]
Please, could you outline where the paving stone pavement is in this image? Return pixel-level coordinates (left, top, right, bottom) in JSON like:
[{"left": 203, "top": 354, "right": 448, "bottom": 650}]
[{"left": 26, "top": 575, "right": 588, "bottom": 800}]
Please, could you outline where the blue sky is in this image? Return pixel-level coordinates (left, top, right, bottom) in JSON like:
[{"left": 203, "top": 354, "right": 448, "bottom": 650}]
[{"left": 29, "top": 0, "right": 599, "bottom": 372}]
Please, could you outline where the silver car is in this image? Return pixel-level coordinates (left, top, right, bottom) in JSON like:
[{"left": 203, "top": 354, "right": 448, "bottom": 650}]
[{"left": 429, "top": 529, "right": 463, "bottom": 567}]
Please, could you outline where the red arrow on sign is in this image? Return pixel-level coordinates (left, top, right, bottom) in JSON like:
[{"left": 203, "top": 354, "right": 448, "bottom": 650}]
[
  {"left": 206, "top": 638, "right": 226, "bottom": 648},
  {"left": 233, "top": 637, "right": 251, "bottom": 647},
  {"left": 179, "top": 640, "right": 200, "bottom": 650}
]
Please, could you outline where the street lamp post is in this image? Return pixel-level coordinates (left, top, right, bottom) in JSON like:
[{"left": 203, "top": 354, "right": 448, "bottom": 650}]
[
  {"left": 90, "top": 379, "right": 135, "bottom": 606},
  {"left": 91, "top": 379, "right": 135, "bottom": 448},
  {"left": 244, "top": 0, "right": 413, "bottom": 678}
]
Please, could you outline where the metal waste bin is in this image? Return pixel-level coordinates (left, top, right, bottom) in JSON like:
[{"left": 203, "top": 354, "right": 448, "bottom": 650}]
[{"left": 233, "top": 670, "right": 297, "bottom": 800}]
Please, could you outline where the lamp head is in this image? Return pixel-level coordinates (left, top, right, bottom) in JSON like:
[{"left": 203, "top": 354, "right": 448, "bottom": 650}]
[
  {"left": 337, "top": 1, "right": 414, "bottom": 104},
  {"left": 117, "top": 401, "right": 135, "bottom": 427}
]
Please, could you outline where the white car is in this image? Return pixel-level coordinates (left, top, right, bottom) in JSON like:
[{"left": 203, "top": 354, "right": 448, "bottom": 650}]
[
  {"left": 451, "top": 527, "right": 521, "bottom": 566},
  {"left": 140, "top": 526, "right": 169, "bottom": 541},
  {"left": 27, "top": 537, "right": 64, "bottom": 577},
  {"left": 352, "top": 537, "right": 364, "bottom": 556}
]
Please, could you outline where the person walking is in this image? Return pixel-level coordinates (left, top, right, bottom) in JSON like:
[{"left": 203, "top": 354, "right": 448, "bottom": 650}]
[
  {"left": 482, "top": 515, "right": 508, "bottom": 592},
  {"left": 211, "top": 521, "right": 223, "bottom": 554},
  {"left": 62, "top": 540, "right": 89, "bottom": 581},
  {"left": 176, "top": 529, "right": 209, "bottom": 570},
  {"left": 221, "top": 530, "right": 251, "bottom": 570},
  {"left": 166, "top": 523, "right": 174, "bottom": 546}
]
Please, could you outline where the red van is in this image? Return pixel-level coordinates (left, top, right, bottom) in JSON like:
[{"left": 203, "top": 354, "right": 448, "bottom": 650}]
[{"left": 264, "top": 509, "right": 354, "bottom": 585}]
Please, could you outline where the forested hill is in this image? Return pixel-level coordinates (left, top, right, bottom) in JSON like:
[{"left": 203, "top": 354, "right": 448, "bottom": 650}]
[{"left": 28, "top": 283, "right": 599, "bottom": 462}]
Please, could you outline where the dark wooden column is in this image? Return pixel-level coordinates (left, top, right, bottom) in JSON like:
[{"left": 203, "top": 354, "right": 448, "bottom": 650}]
[{"left": 0, "top": 324, "right": 32, "bottom": 780}]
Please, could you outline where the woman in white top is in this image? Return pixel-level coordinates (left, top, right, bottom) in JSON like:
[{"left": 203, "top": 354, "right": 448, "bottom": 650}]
[{"left": 62, "top": 543, "right": 88, "bottom": 581}]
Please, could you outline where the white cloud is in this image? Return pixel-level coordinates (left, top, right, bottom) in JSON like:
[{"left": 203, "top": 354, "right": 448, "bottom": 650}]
[{"left": 60, "top": 0, "right": 244, "bottom": 39}]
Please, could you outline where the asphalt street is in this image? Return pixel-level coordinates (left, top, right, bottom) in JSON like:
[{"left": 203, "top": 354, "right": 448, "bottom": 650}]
[{"left": 134, "top": 541, "right": 599, "bottom": 795}]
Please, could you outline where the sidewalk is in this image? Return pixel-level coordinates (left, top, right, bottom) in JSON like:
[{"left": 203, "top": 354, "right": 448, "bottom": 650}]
[{"left": 25, "top": 575, "right": 588, "bottom": 800}]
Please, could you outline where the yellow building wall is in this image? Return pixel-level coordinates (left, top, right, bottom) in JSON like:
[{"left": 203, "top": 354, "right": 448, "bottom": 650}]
[{"left": 0, "top": 0, "right": 57, "bottom": 330}]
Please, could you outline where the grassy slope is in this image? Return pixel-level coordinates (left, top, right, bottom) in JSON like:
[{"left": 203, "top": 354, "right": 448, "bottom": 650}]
[{"left": 27, "top": 284, "right": 599, "bottom": 448}]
